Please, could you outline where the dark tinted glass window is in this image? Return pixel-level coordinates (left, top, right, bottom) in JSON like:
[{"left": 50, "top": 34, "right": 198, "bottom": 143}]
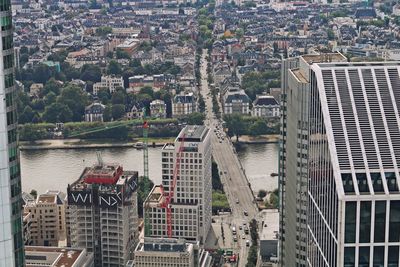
[
  {"left": 358, "top": 247, "right": 370, "bottom": 267},
  {"left": 386, "top": 172, "right": 399, "bottom": 192},
  {"left": 342, "top": 173, "right": 354, "bottom": 193},
  {"left": 374, "top": 201, "right": 386, "bottom": 242},
  {"left": 388, "top": 246, "right": 399, "bottom": 267},
  {"left": 373, "top": 246, "right": 384, "bottom": 267},
  {"left": 344, "top": 247, "right": 355, "bottom": 267},
  {"left": 371, "top": 173, "right": 384, "bottom": 193},
  {"left": 389, "top": 200, "right": 400, "bottom": 242},
  {"left": 356, "top": 173, "right": 369, "bottom": 193},
  {"left": 359, "top": 201, "right": 371, "bottom": 243},
  {"left": 345, "top": 202, "right": 356, "bottom": 243}
]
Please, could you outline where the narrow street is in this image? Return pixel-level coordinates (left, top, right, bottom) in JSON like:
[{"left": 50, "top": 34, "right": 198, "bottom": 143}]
[{"left": 200, "top": 49, "right": 258, "bottom": 267}]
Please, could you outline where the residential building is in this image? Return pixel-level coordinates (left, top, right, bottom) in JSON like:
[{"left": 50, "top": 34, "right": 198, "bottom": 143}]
[
  {"left": 67, "top": 161, "right": 139, "bottom": 267},
  {"left": 23, "top": 190, "right": 67, "bottom": 247},
  {"left": 134, "top": 238, "right": 212, "bottom": 267},
  {"left": 25, "top": 246, "right": 94, "bottom": 267},
  {"left": 150, "top": 99, "right": 167, "bottom": 118},
  {"left": 223, "top": 89, "right": 250, "bottom": 115},
  {"left": 0, "top": 1, "right": 25, "bottom": 264},
  {"left": 280, "top": 53, "right": 400, "bottom": 266},
  {"left": 172, "top": 92, "right": 198, "bottom": 117},
  {"left": 85, "top": 102, "right": 106, "bottom": 122},
  {"left": 93, "top": 75, "right": 124, "bottom": 95},
  {"left": 252, "top": 95, "right": 280, "bottom": 118},
  {"left": 116, "top": 38, "right": 140, "bottom": 55},
  {"left": 128, "top": 74, "right": 169, "bottom": 94},
  {"left": 144, "top": 125, "right": 212, "bottom": 244}
]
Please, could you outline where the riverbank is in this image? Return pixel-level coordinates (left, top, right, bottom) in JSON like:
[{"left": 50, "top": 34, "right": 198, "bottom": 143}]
[
  {"left": 230, "top": 134, "right": 280, "bottom": 144},
  {"left": 20, "top": 137, "right": 175, "bottom": 150}
]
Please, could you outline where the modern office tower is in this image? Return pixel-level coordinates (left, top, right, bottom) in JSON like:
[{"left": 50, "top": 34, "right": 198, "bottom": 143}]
[
  {"left": 67, "top": 162, "right": 139, "bottom": 267},
  {"left": 133, "top": 238, "right": 212, "bottom": 267},
  {"left": 0, "top": 0, "right": 24, "bottom": 265},
  {"left": 23, "top": 190, "right": 67, "bottom": 246},
  {"left": 280, "top": 53, "right": 400, "bottom": 266},
  {"left": 145, "top": 125, "right": 212, "bottom": 244}
]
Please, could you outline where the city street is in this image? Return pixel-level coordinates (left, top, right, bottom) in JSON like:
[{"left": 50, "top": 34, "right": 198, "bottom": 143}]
[{"left": 200, "top": 49, "right": 258, "bottom": 267}]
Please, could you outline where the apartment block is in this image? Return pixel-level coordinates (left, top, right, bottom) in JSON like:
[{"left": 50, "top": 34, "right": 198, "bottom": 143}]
[
  {"left": 93, "top": 75, "right": 124, "bottom": 95},
  {"left": 280, "top": 53, "right": 400, "bottom": 266},
  {"left": 25, "top": 246, "right": 94, "bottom": 267},
  {"left": 67, "top": 162, "right": 139, "bottom": 267},
  {"left": 144, "top": 125, "right": 212, "bottom": 244},
  {"left": 23, "top": 190, "right": 67, "bottom": 247}
]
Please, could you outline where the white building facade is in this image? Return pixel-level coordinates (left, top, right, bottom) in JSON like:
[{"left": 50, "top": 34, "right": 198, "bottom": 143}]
[
  {"left": 93, "top": 75, "right": 124, "bottom": 95},
  {"left": 280, "top": 53, "right": 400, "bottom": 266},
  {"left": 145, "top": 126, "right": 212, "bottom": 244}
]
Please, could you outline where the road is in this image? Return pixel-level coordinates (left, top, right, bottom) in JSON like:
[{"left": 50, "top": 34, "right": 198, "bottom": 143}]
[{"left": 200, "top": 49, "right": 258, "bottom": 266}]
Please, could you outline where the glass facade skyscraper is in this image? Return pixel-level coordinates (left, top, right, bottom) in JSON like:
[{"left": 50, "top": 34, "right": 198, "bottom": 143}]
[
  {"left": 280, "top": 53, "right": 400, "bottom": 266},
  {"left": 0, "top": 0, "right": 24, "bottom": 265}
]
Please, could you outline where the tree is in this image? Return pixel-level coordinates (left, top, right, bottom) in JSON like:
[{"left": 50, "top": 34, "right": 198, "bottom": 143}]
[
  {"left": 111, "top": 90, "right": 126, "bottom": 105},
  {"left": 57, "top": 85, "right": 88, "bottom": 121},
  {"left": 111, "top": 104, "right": 125, "bottom": 120},
  {"left": 80, "top": 64, "right": 101, "bottom": 82},
  {"left": 98, "top": 88, "right": 111, "bottom": 105},
  {"left": 32, "top": 64, "right": 54, "bottom": 84},
  {"left": 139, "top": 86, "right": 154, "bottom": 98},
  {"left": 107, "top": 60, "right": 122, "bottom": 75},
  {"left": 187, "top": 112, "right": 205, "bottom": 125},
  {"left": 212, "top": 161, "right": 223, "bottom": 191},
  {"left": 44, "top": 91, "right": 57, "bottom": 106},
  {"left": 327, "top": 29, "right": 335, "bottom": 40},
  {"left": 42, "top": 103, "right": 73, "bottom": 122},
  {"left": 257, "top": 189, "right": 267, "bottom": 199},
  {"left": 95, "top": 26, "right": 112, "bottom": 36},
  {"left": 103, "top": 104, "right": 112, "bottom": 121},
  {"left": 42, "top": 78, "right": 62, "bottom": 96},
  {"left": 198, "top": 95, "right": 206, "bottom": 112},
  {"left": 18, "top": 106, "right": 35, "bottom": 124},
  {"left": 116, "top": 49, "right": 130, "bottom": 59},
  {"left": 249, "top": 119, "right": 269, "bottom": 135},
  {"left": 30, "top": 189, "right": 38, "bottom": 199},
  {"left": 224, "top": 114, "right": 247, "bottom": 142}
]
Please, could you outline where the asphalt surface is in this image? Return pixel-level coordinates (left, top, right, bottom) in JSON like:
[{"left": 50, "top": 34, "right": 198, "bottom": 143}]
[{"left": 200, "top": 49, "right": 258, "bottom": 267}]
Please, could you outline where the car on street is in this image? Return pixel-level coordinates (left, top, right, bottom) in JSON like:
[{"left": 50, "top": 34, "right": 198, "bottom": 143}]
[
  {"left": 239, "top": 225, "right": 242, "bottom": 230},
  {"left": 233, "top": 235, "right": 238, "bottom": 242},
  {"left": 244, "top": 211, "right": 248, "bottom": 216},
  {"left": 242, "top": 235, "right": 245, "bottom": 239},
  {"left": 236, "top": 199, "right": 239, "bottom": 204},
  {"left": 246, "top": 240, "right": 250, "bottom": 247}
]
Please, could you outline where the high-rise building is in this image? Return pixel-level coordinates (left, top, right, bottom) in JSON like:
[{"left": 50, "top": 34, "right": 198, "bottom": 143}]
[
  {"left": 0, "top": 0, "right": 25, "bottom": 265},
  {"left": 133, "top": 238, "right": 212, "bottom": 267},
  {"left": 280, "top": 53, "right": 400, "bottom": 266},
  {"left": 23, "top": 190, "right": 67, "bottom": 246},
  {"left": 67, "top": 162, "right": 139, "bottom": 267},
  {"left": 144, "top": 125, "right": 212, "bottom": 244}
]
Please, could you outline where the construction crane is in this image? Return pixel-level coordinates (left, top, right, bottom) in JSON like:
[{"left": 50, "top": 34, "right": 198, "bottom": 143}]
[
  {"left": 160, "top": 133, "right": 185, "bottom": 238},
  {"left": 142, "top": 108, "right": 151, "bottom": 237}
]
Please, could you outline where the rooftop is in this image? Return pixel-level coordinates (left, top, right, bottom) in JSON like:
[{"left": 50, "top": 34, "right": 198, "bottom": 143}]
[
  {"left": 37, "top": 195, "right": 57, "bottom": 204},
  {"left": 260, "top": 209, "right": 279, "bottom": 241},
  {"left": 25, "top": 246, "right": 92, "bottom": 267},
  {"left": 301, "top": 53, "right": 346, "bottom": 65},
  {"left": 177, "top": 125, "right": 209, "bottom": 142},
  {"left": 136, "top": 238, "right": 191, "bottom": 253}
]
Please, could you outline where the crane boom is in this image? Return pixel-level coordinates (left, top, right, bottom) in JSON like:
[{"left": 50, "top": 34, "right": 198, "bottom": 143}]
[{"left": 161, "top": 133, "right": 185, "bottom": 238}]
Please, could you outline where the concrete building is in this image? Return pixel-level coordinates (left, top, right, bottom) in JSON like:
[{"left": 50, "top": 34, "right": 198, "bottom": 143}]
[
  {"left": 252, "top": 95, "right": 280, "bottom": 118},
  {"left": 259, "top": 210, "right": 279, "bottom": 267},
  {"left": 67, "top": 161, "right": 139, "bottom": 267},
  {"left": 134, "top": 238, "right": 212, "bottom": 267},
  {"left": 23, "top": 190, "right": 67, "bottom": 247},
  {"left": 93, "top": 75, "right": 124, "bottom": 95},
  {"left": 172, "top": 92, "right": 198, "bottom": 117},
  {"left": 280, "top": 53, "right": 400, "bottom": 266},
  {"left": 150, "top": 99, "right": 167, "bottom": 118},
  {"left": 25, "top": 246, "right": 94, "bottom": 267},
  {"left": 85, "top": 102, "right": 106, "bottom": 122},
  {"left": 223, "top": 89, "right": 250, "bottom": 115},
  {"left": 144, "top": 126, "right": 212, "bottom": 244},
  {"left": 0, "top": 0, "right": 25, "bottom": 264}
]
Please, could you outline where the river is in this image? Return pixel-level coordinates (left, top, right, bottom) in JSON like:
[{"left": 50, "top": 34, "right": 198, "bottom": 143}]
[{"left": 20, "top": 143, "right": 279, "bottom": 195}]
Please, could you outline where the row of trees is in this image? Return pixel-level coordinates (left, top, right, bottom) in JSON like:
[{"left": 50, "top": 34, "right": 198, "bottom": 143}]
[{"left": 223, "top": 114, "right": 280, "bottom": 141}]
